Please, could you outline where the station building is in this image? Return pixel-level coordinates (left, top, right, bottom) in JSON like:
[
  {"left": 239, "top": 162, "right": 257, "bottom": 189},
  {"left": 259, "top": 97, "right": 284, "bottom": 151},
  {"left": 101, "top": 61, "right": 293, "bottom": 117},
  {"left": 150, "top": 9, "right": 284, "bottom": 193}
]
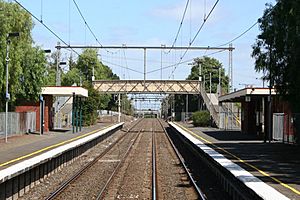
[
  {"left": 15, "top": 86, "right": 88, "bottom": 133},
  {"left": 219, "top": 87, "right": 295, "bottom": 143}
]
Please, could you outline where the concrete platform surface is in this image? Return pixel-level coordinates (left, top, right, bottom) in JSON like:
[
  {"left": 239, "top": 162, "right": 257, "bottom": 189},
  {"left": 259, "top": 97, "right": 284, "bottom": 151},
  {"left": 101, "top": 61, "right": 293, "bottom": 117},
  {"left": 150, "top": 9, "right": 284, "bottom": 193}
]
[
  {"left": 177, "top": 122, "right": 300, "bottom": 200},
  {"left": 0, "top": 123, "right": 114, "bottom": 170}
]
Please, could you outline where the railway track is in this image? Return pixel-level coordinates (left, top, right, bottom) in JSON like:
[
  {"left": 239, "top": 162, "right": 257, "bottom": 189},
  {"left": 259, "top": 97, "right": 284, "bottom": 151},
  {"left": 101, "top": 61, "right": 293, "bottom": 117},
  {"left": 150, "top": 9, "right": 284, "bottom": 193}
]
[
  {"left": 45, "top": 118, "right": 205, "bottom": 200},
  {"left": 45, "top": 119, "right": 143, "bottom": 200}
]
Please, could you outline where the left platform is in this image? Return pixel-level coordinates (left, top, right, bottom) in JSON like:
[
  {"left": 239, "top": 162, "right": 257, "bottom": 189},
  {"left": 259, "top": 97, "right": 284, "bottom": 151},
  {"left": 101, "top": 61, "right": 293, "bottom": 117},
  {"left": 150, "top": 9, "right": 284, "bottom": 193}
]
[{"left": 0, "top": 122, "right": 119, "bottom": 170}]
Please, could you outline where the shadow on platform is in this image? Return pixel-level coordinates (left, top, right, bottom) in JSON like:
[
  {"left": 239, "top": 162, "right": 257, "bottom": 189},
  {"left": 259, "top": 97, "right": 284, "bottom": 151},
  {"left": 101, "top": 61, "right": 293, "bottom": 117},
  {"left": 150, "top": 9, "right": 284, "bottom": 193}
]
[{"left": 202, "top": 130, "right": 260, "bottom": 141}]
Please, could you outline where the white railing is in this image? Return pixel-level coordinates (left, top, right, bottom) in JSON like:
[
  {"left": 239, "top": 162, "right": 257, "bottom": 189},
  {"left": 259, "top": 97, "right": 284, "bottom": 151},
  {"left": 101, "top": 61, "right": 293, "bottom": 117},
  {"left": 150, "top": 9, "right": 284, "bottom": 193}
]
[{"left": 200, "top": 86, "right": 219, "bottom": 127}]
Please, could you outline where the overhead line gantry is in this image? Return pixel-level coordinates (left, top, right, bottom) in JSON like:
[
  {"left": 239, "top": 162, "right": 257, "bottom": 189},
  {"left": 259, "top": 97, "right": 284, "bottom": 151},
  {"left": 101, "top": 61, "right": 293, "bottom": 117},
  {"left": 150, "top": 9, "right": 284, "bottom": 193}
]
[{"left": 56, "top": 45, "right": 234, "bottom": 91}]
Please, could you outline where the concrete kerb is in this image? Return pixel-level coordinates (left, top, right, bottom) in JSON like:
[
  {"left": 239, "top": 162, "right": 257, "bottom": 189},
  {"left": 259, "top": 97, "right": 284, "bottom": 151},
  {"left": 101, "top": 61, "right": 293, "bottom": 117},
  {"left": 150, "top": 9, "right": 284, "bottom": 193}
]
[
  {"left": 0, "top": 122, "right": 123, "bottom": 200},
  {"left": 168, "top": 122, "right": 289, "bottom": 200}
]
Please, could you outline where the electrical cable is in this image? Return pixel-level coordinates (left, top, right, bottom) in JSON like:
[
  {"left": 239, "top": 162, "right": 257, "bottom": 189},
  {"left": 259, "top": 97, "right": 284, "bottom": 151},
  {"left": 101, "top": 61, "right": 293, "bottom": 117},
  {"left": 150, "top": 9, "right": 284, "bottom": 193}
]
[
  {"left": 216, "top": 3, "right": 276, "bottom": 47},
  {"left": 217, "top": 21, "right": 258, "bottom": 47},
  {"left": 13, "top": 0, "right": 80, "bottom": 56},
  {"left": 122, "top": 48, "right": 130, "bottom": 80},
  {"left": 164, "top": 0, "right": 190, "bottom": 54},
  {"left": 72, "top": 0, "right": 119, "bottom": 54},
  {"left": 168, "top": 0, "right": 220, "bottom": 79},
  {"left": 147, "top": 58, "right": 194, "bottom": 74},
  {"left": 101, "top": 59, "right": 144, "bottom": 74}
]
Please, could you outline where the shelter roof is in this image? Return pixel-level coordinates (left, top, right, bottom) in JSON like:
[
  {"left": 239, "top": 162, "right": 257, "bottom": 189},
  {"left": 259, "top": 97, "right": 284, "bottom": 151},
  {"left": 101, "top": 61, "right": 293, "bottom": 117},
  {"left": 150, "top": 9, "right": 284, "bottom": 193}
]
[
  {"left": 41, "top": 86, "right": 88, "bottom": 97},
  {"left": 219, "top": 87, "right": 277, "bottom": 102}
]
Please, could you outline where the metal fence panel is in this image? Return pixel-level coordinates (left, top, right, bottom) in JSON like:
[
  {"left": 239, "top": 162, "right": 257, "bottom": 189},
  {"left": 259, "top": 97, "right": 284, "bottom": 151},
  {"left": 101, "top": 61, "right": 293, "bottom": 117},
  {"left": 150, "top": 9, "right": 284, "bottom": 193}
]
[
  {"left": 273, "top": 113, "right": 284, "bottom": 141},
  {"left": 0, "top": 112, "right": 36, "bottom": 139}
]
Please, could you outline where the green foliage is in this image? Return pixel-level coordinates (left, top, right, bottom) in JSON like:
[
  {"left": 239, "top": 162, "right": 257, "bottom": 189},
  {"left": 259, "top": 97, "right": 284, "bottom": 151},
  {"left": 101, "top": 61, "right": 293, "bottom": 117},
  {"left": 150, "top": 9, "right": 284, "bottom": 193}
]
[
  {"left": 192, "top": 111, "right": 210, "bottom": 127},
  {"left": 168, "top": 56, "right": 229, "bottom": 116},
  {"left": 0, "top": 1, "right": 47, "bottom": 110},
  {"left": 252, "top": 1, "right": 300, "bottom": 112},
  {"left": 75, "top": 49, "right": 118, "bottom": 82},
  {"left": 81, "top": 83, "right": 110, "bottom": 126},
  {"left": 187, "top": 56, "right": 229, "bottom": 93},
  {"left": 16, "top": 46, "right": 46, "bottom": 100},
  {"left": 61, "top": 49, "right": 124, "bottom": 125},
  {"left": 62, "top": 68, "right": 81, "bottom": 86}
]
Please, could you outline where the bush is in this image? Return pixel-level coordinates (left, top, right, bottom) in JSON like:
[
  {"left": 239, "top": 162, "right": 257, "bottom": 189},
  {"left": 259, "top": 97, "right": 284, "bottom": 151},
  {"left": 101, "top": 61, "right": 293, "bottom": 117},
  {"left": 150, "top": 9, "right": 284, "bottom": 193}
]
[{"left": 192, "top": 111, "right": 210, "bottom": 127}]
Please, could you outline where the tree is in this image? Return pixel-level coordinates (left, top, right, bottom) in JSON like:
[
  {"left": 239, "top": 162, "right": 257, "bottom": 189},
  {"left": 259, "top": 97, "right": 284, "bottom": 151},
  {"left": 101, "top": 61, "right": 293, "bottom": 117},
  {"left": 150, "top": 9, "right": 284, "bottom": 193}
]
[
  {"left": 187, "top": 56, "right": 229, "bottom": 93},
  {"left": 62, "top": 49, "right": 124, "bottom": 125},
  {"left": 0, "top": 1, "right": 48, "bottom": 110},
  {"left": 252, "top": 1, "right": 300, "bottom": 111},
  {"left": 62, "top": 68, "right": 81, "bottom": 86},
  {"left": 174, "top": 56, "right": 229, "bottom": 116}
]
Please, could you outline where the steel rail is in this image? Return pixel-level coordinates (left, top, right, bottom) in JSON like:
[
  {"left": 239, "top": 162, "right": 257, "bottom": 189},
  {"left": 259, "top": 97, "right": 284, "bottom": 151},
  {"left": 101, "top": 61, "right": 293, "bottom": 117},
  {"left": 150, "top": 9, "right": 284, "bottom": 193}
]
[
  {"left": 96, "top": 127, "right": 143, "bottom": 199},
  {"left": 45, "top": 119, "right": 143, "bottom": 200},
  {"left": 152, "top": 120, "right": 157, "bottom": 200},
  {"left": 157, "top": 119, "right": 206, "bottom": 200}
]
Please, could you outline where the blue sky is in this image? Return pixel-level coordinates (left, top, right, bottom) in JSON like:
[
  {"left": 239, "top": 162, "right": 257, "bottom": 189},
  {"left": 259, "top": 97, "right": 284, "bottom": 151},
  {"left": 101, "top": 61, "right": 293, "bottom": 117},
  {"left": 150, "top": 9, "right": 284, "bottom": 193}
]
[{"left": 16, "top": 0, "right": 276, "bottom": 90}]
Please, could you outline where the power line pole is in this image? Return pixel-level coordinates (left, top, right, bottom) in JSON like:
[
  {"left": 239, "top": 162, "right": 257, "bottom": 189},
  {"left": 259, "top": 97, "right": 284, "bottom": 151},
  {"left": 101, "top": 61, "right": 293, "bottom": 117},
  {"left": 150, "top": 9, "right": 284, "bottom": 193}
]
[
  {"left": 143, "top": 48, "right": 146, "bottom": 89},
  {"left": 56, "top": 42, "right": 61, "bottom": 86}
]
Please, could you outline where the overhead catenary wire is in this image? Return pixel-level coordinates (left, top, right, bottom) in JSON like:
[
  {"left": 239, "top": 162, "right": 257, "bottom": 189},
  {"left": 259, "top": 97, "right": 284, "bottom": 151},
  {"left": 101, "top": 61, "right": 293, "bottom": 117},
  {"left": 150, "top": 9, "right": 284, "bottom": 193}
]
[
  {"left": 13, "top": 0, "right": 80, "bottom": 56},
  {"left": 122, "top": 48, "right": 130, "bottom": 80},
  {"left": 216, "top": 3, "right": 277, "bottom": 47},
  {"left": 168, "top": 0, "right": 220, "bottom": 79},
  {"left": 72, "top": 0, "right": 119, "bottom": 54},
  {"left": 164, "top": 0, "right": 190, "bottom": 54},
  {"left": 148, "top": 48, "right": 225, "bottom": 75},
  {"left": 217, "top": 21, "right": 258, "bottom": 47},
  {"left": 100, "top": 59, "right": 144, "bottom": 75}
]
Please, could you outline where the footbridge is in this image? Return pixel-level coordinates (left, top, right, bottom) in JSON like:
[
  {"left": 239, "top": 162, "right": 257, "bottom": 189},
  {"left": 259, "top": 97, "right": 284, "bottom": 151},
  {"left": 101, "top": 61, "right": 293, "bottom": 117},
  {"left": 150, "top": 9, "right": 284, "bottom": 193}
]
[
  {"left": 93, "top": 80, "right": 220, "bottom": 127},
  {"left": 93, "top": 80, "right": 202, "bottom": 94}
]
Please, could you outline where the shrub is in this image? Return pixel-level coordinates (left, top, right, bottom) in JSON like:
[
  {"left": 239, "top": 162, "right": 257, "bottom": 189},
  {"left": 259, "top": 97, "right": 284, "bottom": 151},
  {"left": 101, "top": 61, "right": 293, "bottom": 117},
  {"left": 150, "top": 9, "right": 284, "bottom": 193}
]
[{"left": 192, "top": 111, "right": 210, "bottom": 127}]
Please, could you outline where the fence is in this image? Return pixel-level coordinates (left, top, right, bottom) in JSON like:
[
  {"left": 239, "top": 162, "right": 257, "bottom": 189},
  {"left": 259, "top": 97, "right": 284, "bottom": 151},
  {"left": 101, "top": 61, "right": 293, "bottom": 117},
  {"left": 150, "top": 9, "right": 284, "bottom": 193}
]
[
  {"left": 219, "top": 111, "right": 241, "bottom": 130},
  {"left": 273, "top": 113, "right": 298, "bottom": 144},
  {"left": 0, "top": 112, "right": 36, "bottom": 139}
]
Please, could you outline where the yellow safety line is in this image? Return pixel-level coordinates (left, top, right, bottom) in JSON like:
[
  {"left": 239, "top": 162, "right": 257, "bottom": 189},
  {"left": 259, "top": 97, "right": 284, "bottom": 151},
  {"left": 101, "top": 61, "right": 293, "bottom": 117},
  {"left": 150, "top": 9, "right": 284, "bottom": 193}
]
[
  {"left": 0, "top": 124, "right": 115, "bottom": 168},
  {"left": 174, "top": 122, "right": 300, "bottom": 196}
]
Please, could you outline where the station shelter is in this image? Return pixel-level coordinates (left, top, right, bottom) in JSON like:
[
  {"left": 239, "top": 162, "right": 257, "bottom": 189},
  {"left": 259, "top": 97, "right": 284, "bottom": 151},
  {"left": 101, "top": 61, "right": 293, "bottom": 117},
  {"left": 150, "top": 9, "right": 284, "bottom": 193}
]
[
  {"left": 218, "top": 87, "right": 294, "bottom": 142},
  {"left": 15, "top": 86, "right": 88, "bottom": 134}
]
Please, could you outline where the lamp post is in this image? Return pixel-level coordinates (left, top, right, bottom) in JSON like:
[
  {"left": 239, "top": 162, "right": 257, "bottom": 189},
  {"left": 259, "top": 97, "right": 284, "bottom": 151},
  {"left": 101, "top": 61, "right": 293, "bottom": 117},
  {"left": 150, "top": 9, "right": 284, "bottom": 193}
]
[
  {"left": 5, "top": 32, "right": 19, "bottom": 143},
  {"left": 161, "top": 44, "right": 166, "bottom": 80},
  {"left": 188, "top": 60, "right": 202, "bottom": 110},
  {"left": 40, "top": 49, "right": 51, "bottom": 135}
]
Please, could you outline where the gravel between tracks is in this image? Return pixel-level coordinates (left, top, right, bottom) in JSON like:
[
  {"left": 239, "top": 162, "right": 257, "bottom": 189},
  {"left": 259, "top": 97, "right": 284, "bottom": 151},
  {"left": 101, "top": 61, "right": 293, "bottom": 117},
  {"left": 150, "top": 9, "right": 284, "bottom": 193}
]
[
  {"left": 54, "top": 130, "right": 139, "bottom": 199},
  {"left": 155, "top": 121, "right": 198, "bottom": 200},
  {"left": 19, "top": 119, "right": 202, "bottom": 200},
  {"left": 18, "top": 128, "right": 126, "bottom": 200},
  {"left": 103, "top": 120, "right": 153, "bottom": 199}
]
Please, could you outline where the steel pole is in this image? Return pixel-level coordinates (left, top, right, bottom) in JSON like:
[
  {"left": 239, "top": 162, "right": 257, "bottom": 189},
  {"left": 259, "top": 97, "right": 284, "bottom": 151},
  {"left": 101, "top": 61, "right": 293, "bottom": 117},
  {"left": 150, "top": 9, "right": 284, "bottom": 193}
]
[
  {"left": 143, "top": 48, "right": 146, "bottom": 88},
  {"left": 160, "top": 45, "right": 162, "bottom": 80},
  {"left": 218, "top": 67, "right": 221, "bottom": 96},
  {"left": 209, "top": 72, "right": 212, "bottom": 95},
  {"left": 118, "top": 94, "right": 121, "bottom": 122},
  {"left": 56, "top": 42, "right": 61, "bottom": 86},
  {"left": 186, "top": 94, "right": 188, "bottom": 123},
  {"left": 5, "top": 39, "right": 10, "bottom": 143}
]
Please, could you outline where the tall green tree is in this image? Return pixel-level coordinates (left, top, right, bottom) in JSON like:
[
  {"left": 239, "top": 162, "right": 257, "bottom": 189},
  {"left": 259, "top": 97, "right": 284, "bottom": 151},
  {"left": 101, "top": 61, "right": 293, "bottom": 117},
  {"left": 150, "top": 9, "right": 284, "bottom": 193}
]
[
  {"left": 62, "top": 49, "right": 124, "bottom": 125},
  {"left": 168, "top": 56, "right": 229, "bottom": 119},
  {"left": 187, "top": 56, "right": 229, "bottom": 94},
  {"left": 252, "top": 1, "right": 300, "bottom": 112},
  {"left": 0, "top": 1, "right": 47, "bottom": 110}
]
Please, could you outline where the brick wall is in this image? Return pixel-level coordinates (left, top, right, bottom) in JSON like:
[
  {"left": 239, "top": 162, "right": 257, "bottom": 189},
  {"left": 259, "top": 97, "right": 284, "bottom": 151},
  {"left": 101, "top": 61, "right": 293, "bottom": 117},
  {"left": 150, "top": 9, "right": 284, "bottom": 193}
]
[{"left": 15, "top": 95, "right": 53, "bottom": 132}]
